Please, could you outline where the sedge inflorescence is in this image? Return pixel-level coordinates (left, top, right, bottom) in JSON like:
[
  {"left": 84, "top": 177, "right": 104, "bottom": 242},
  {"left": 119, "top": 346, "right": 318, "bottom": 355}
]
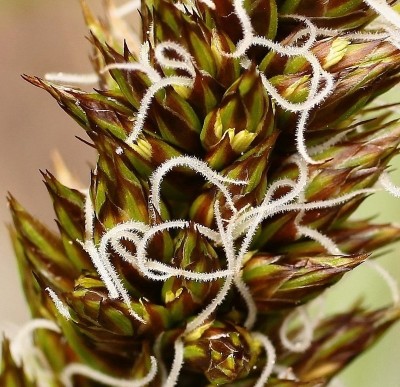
[{"left": 6, "top": 0, "right": 400, "bottom": 386}]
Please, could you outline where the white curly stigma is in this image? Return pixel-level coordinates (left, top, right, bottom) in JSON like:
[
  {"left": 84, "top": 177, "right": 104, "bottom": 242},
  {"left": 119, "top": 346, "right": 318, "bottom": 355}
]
[
  {"left": 235, "top": 188, "right": 377, "bottom": 237},
  {"left": 237, "top": 155, "right": 308, "bottom": 260},
  {"left": 61, "top": 356, "right": 158, "bottom": 387},
  {"left": 164, "top": 339, "right": 185, "bottom": 387},
  {"left": 7, "top": 319, "right": 61, "bottom": 386},
  {"left": 155, "top": 41, "right": 196, "bottom": 78},
  {"left": 101, "top": 61, "right": 161, "bottom": 84},
  {"left": 379, "top": 170, "right": 400, "bottom": 197},
  {"left": 185, "top": 201, "right": 237, "bottom": 333},
  {"left": 364, "top": 0, "right": 400, "bottom": 29},
  {"left": 210, "top": 0, "right": 335, "bottom": 164},
  {"left": 45, "top": 287, "right": 71, "bottom": 320},
  {"left": 308, "top": 130, "right": 350, "bottom": 156},
  {"left": 128, "top": 75, "right": 194, "bottom": 144},
  {"left": 364, "top": 260, "right": 400, "bottom": 306},
  {"left": 234, "top": 274, "right": 258, "bottom": 329},
  {"left": 252, "top": 332, "right": 277, "bottom": 387},
  {"left": 363, "top": 0, "right": 400, "bottom": 47},
  {"left": 114, "top": 42, "right": 197, "bottom": 144},
  {"left": 149, "top": 155, "right": 247, "bottom": 215},
  {"left": 153, "top": 334, "right": 168, "bottom": 384},
  {"left": 44, "top": 73, "right": 99, "bottom": 85},
  {"left": 10, "top": 319, "right": 60, "bottom": 367},
  {"left": 294, "top": 186, "right": 344, "bottom": 256},
  {"left": 82, "top": 194, "right": 146, "bottom": 323},
  {"left": 296, "top": 224, "right": 344, "bottom": 255},
  {"left": 279, "top": 307, "right": 314, "bottom": 353},
  {"left": 84, "top": 190, "right": 94, "bottom": 240},
  {"left": 133, "top": 220, "right": 235, "bottom": 282}
]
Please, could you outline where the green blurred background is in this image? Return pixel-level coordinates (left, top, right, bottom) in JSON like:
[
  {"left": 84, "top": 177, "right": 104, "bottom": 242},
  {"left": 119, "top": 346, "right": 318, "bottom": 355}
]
[{"left": 0, "top": 1, "right": 399, "bottom": 386}]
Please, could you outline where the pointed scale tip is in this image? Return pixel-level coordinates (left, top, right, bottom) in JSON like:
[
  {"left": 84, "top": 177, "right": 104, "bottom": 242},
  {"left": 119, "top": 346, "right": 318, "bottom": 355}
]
[
  {"left": 21, "top": 74, "right": 43, "bottom": 88},
  {"left": 6, "top": 193, "right": 20, "bottom": 212}
]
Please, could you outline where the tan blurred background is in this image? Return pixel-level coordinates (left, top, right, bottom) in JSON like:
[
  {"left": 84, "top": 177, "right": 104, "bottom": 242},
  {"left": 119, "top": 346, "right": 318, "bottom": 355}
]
[
  {"left": 0, "top": 1, "right": 399, "bottom": 386},
  {"left": 0, "top": 0, "right": 98, "bottom": 326}
]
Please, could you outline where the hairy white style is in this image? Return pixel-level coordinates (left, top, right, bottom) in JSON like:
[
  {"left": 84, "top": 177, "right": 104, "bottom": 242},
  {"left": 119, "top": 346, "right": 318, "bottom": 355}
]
[
  {"left": 10, "top": 319, "right": 60, "bottom": 367},
  {"left": 126, "top": 42, "right": 196, "bottom": 144},
  {"left": 364, "top": 0, "right": 400, "bottom": 30},
  {"left": 308, "top": 130, "right": 350, "bottom": 156},
  {"left": 82, "top": 195, "right": 146, "bottom": 322},
  {"left": 252, "top": 332, "right": 277, "bottom": 386},
  {"left": 364, "top": 260, "right": 400, "bottom": 306},
  {"left": 212, "top": 0, "right": 336, "bottom": 163},
  {"left": 185, "top": 202, "right": 236, "bottom": 333},
  {"left": 279, "top": 307, "right": 314, "bottom": 353},
  {"left": 236, "top": 155, "right": 308, "bottom": 253},
  {"left": 61, "top": 356, "right": 158, "bottom": 387},
  {"left": 296, "top": 224, "right": 344, "bottom": 256},
  {"left": 44, "top": 72, "right": 99, "bottom": 85},
  {"left": 84, "top": 190, "right": 94, "bottom": 240},
  {"left": 164, "top": 339, "right": 185, "bottom": 387},
  {"left": 155, "top": 41, "right": 196, "bottom": 78},
  {"left": 128, "top": 76, "right": 194, "bottom": 144},
  {"left": 380, "top": 170, "right": 400, "bottom": 197},
  {"left": 80, "top": 239, "right": 120, "bottom": 299},
  {"left": 102, "top": 61, "right": 161, "bottom": 84},
  {"left": 153, "top": 334, "right": 168, "bottom": 384},
  {"left": 8, "top": 319, "right": 61, "bottom": 386},
  {"left": 149, "top": 155, "right": 247, "bottom": 214},
  {"left": 45, "top": 288, "right": 72, "bottom": 320},
  {"left": 234, "top": 273, "right": 258, "bottom": 329}
]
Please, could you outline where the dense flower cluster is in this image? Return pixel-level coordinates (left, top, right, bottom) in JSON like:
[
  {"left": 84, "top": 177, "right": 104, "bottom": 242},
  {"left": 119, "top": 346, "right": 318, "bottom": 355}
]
[{"left": 2, "top": 1, "right": 400, "bottom": 386}]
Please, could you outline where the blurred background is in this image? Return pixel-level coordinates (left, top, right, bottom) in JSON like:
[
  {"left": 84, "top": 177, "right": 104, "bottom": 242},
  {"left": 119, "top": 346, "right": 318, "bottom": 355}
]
[{"left": 0, "top": 1, "right": 399, "bottom": 386}]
